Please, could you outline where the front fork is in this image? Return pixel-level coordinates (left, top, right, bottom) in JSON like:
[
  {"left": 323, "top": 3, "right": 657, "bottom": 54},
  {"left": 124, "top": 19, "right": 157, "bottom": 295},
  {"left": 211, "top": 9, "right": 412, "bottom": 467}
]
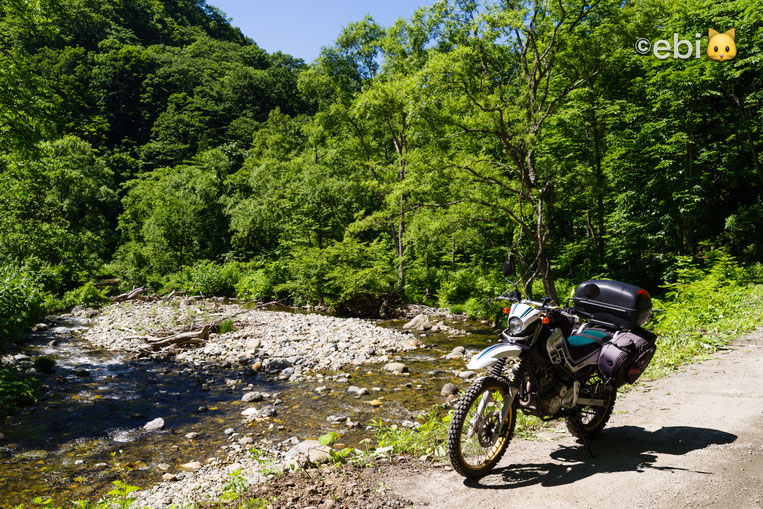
[{"left": 467, "top": 359, "right": 517, "bottom": 438}]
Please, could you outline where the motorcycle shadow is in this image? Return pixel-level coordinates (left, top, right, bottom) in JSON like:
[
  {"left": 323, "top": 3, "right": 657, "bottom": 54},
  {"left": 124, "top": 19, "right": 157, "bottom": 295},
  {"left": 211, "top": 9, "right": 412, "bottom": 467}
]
[{"left": 465, "top": 425, "right": 737, "bottom": 489}]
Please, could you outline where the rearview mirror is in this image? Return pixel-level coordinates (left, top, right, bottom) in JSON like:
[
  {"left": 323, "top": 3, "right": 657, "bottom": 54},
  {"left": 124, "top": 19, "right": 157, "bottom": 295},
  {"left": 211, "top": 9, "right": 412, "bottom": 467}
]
[{"left": 501, "top": 259, "right": 515, "bottom": 277}]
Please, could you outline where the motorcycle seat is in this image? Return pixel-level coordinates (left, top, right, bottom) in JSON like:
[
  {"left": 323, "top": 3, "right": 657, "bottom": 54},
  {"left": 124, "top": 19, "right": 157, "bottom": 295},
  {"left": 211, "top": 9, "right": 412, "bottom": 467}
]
[{"left": 565, "top": 328, "right": 612, "bottom": 361}]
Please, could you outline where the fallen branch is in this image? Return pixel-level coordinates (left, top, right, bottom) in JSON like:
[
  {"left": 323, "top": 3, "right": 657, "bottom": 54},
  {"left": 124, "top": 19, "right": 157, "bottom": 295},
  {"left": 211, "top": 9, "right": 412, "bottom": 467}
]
[{"left": 111, "top": 287, "right": 149, "bottom": 303}]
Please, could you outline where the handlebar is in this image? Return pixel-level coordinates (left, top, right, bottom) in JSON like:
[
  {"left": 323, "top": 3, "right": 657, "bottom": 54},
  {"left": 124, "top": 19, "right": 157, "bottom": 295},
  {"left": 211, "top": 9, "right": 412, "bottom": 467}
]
[
  {"left": 520, "top": 299, "right": 579, "bottom": 320},
  {"left": 496, "top": 294, "right": 577, "bottom": 320}
]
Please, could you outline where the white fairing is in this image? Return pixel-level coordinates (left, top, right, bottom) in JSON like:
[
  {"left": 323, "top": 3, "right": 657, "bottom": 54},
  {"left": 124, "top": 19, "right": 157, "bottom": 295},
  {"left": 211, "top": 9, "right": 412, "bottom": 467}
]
[
  {"left": 467, "top": 343, "right": 523, "bottom": 369},
  {"left": 465, "top": 302, "right": 539, "bottom": 370},
  {"left": 510, "top": 302, "right": 541, "bottom": 330}
]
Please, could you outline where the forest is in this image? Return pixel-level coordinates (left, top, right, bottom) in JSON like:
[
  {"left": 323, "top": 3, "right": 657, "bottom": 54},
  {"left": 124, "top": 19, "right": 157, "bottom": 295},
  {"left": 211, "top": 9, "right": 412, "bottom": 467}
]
[{"left": 1, "top": 0, "right": 761, "bottom": 336}]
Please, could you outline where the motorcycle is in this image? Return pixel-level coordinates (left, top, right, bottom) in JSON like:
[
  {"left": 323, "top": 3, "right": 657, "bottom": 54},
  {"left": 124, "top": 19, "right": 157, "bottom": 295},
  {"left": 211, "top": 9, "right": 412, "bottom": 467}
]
[{"left": 446, "top": 260, "right": 657, "bottom": 478}]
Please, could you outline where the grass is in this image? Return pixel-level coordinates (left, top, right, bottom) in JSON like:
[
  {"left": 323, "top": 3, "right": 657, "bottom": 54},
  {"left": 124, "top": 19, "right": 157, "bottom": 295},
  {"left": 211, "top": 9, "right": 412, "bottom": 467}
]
[
  {"left": 219, "top": 318, "right": 235, "bottom": 334},
  {"left": 645, "top": 256, "right": 763, "bottom": 377},
  {"left": 373, "top": 404, "right": 551, "bottom": 460}
]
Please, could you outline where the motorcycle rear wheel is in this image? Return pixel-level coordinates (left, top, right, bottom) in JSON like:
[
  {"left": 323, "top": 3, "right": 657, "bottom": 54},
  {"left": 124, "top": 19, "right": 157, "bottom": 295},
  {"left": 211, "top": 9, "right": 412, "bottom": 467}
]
[
  {"left": 447, "top": 376, "right": 516, "bottom": 478},
  {"left": 566, "top": 385, "right": 616, "bottom": 439}
]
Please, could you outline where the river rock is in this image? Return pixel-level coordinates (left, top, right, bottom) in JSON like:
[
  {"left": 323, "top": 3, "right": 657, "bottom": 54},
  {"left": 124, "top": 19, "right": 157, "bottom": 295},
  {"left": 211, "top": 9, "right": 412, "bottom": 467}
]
[
  {"left": 458, "top": 370, "right": 477, "bottom": 379},
  {"left": 441, "top": 383, "right": 459, "bottom": 397},
  {"left": 143, "top": 418, "right": 165, "bottom": 431},
  {"left": 285, "top": 439, "right": 320, "bottom": 458},
  {"left": 238, "top": 436, "right": 253, "bottom": 445},
  {"left": 445, "top": 346, "right": 467, "bottom": 360},
  {"left": 308, "top": 447, "right": 331, "bottom": 464},
  {"left": 384, "top": 362, "right": 409, "bottom": 374},
  {"left": 224, "top": 427, "right": 235, "bottom": 435},
  {"left": 242, "top": 391, "right": 263, "bottom": 403},
  {"left": 241, "top": 407, "right": 258, "bottom": 417},
  {"left": 263, "top": 357, "right": 291, "bottom": 372},
  {"left": 403, "top": 313, "right": 432, "bottom": 331},
  {"left": 258, "top": 406, "right": 277, "bottom": 418},
  {"left": 184, "top": 432, "right": 199, "bottom": 439},
  {"left": 180, "top": 461, "right": 202, "bottom": 471},
  {"left": 51, "top": 327, "right": 74, "bottom": 336},
  {"left": 162, "top": 473, "right": 177, "bottom": 481}
]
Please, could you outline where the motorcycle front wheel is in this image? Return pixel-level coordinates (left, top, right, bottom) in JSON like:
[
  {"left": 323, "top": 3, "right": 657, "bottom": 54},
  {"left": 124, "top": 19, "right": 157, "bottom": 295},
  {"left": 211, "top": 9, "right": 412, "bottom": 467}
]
[{"left": 447, "top": 376, "right": 516, "bottom": 478}]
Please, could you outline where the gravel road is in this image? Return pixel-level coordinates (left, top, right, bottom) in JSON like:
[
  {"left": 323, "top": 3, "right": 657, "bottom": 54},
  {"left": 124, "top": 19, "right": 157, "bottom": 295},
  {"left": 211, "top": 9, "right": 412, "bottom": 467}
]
[{"left": 386, "top": 328, "right": 763, "bottom": 509}]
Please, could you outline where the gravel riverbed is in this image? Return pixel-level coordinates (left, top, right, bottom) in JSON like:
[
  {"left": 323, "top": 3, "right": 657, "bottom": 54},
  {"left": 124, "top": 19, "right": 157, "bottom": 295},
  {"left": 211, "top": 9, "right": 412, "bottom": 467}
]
[{"left": 82, "top": 300, "right": 420, "bottom": 377}]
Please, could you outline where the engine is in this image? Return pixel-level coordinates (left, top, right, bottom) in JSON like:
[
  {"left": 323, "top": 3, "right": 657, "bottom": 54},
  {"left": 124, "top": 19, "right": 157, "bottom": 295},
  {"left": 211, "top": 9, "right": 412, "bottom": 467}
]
[{"left": 540, "top": 382, "right": 576, "bottom": 415}]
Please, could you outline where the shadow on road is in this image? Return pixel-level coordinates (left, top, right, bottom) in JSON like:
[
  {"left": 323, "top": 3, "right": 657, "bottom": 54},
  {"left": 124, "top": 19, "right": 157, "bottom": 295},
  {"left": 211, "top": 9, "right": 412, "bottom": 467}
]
[{"left": 464, "top": 425, "right": 737, "bottom": 489}]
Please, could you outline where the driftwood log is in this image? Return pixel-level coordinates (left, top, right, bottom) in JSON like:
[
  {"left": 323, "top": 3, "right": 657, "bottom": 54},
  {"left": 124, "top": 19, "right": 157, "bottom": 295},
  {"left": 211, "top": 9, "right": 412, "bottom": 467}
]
[
  {"left": 144, "top": 324, "right": 211, "bottom": 348},
  {"left": 111, "top": 287, "right": 149, "bottom": 303},
  {"left": 130, "top": 309, "right": 247, "bottom": 352}
]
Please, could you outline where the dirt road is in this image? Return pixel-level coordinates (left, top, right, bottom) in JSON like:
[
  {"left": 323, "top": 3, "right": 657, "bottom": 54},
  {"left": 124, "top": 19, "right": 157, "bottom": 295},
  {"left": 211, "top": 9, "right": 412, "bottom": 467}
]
[{"left": 386, "top": 329, "right": 763, "bottom": 509}]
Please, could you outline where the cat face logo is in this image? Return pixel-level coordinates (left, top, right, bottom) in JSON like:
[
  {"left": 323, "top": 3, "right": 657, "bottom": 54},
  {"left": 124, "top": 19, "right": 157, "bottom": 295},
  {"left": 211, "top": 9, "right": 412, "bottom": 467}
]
[{"left": 707, "top": 28, "right": 737, "bottom": 61}]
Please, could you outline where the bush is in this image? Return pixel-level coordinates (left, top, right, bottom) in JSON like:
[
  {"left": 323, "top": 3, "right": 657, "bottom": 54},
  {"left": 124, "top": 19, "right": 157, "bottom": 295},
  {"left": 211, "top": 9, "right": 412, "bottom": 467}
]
[
  {"left": 236, "top": 269, "right": 275, "bottom": 301},
  {"left": 283, "top": 238, "right": 396, "bottom": 313},
  {"left": 647, "top": 251, "right": 763, "bottom": 375},
  {"left": 437, "top": 267, "right": 506, "bottom": 309},
  {"left": 51, "top": 281, "right": 109, "bottom": 312},
  {"left": 0, "top": 264, "right": 48, "bottom": 343},
  {"left": 0, "top": 367, "right": 39, "bottom": 415},
  {"left": 169, "top": 260, "right": 242, "bottom": 297}
]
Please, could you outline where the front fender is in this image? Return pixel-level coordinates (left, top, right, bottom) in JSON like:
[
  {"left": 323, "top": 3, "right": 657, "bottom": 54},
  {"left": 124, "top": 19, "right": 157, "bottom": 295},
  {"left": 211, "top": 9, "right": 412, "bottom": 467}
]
[{"left": 467, "top": 343, "right": 523, "bottom": 370}]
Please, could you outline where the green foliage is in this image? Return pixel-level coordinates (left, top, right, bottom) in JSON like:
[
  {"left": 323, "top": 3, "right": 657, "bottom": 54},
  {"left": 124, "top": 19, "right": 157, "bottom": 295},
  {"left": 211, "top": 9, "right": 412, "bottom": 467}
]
[
  {"left": 448, "top": 304, "right": 466, "bottom": 315},
  {"left": 174, "top": 260, "right": 241, "bottom": 297},
  {"left": 235, "top": 269, "right": 278, "bottom": 301},
  {"left": 1, "top": 0, "right": 763, "bottom": 326},
  {"left": 373, "top": 405, "right": 551, "bottom": 459},
  {"left": 647, "top": 252, "right": 763, "bottom": 375},
  {"left": 219, "top": 318, "right": 234, "bottom": 334},
  {"left": 283, "top": 238, "right": 396, "bottom": 311},
  {"left": 219, "top": 470, "right": 249, "bottom": 502},
  {"left": 374, "top": 408, "right": 451, "bottom": 458},
  {"left": 0, "top": 367, "right": 40, "bottom": 415},
  {"left": 318, "top": 432, "right": 339, "bottom": 446},
  {"left": 0, "top": 137, "right": 116, "bottom": 287},
  {"left": 0, "top": 264, "right": 48, "bottom": 343},
  {"left": 51, "top": 281, "right": 109, "bottom": 312}
]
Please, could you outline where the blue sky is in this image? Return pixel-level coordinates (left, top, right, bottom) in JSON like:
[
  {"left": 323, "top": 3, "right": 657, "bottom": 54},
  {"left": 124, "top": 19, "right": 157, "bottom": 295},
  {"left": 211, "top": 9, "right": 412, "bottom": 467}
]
[{"left": 207, "top": 1, "right": 438, "bottom": 63}]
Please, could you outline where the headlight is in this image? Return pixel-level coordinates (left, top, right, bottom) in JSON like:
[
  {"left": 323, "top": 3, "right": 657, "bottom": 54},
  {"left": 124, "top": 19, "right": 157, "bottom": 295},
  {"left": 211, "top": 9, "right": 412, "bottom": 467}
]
[{"left": 508, "top": 317, "right": 523, "bottom": 334}]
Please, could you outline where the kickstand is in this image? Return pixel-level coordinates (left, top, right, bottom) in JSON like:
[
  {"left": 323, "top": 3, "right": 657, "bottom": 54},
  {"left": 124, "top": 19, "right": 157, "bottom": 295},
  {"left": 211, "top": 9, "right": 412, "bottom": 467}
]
[{"left": 571, "top": 414, "right": 595, "bottom": 458}]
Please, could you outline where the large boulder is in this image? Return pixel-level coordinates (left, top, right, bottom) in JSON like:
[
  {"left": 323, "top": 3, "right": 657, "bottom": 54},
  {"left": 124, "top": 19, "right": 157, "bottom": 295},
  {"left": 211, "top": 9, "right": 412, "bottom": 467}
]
[{"left": 403, "top": 313, "right": 432, "bottom": 331}]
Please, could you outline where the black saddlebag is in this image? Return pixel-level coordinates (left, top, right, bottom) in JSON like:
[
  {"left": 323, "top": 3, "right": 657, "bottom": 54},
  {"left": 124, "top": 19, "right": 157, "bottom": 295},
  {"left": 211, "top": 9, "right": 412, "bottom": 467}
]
[{"left": 597, "top": 328, "right": 657, "bottom": 387}]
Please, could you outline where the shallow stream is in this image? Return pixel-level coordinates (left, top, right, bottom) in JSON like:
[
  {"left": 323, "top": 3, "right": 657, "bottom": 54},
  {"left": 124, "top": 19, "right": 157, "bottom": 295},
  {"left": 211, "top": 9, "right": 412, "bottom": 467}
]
[{"left": 0, "top": 311, "right": 496, "bottom": 507}]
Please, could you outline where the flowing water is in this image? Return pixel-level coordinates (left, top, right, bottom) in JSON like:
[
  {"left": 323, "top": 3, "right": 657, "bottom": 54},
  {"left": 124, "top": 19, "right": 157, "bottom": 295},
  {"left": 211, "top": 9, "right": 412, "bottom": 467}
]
[{"left": 0, "top": 312, "right": 496, "bottom": 507}]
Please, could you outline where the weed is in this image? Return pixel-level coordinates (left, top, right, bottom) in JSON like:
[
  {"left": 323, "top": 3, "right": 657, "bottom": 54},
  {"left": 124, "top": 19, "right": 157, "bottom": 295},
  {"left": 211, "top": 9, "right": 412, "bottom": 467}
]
[
  {"left": 219, "top": 318, "right": 234, "bottom": 334},
  {"left": 219, "top": 469, "right": 248, "bottom": 501}
]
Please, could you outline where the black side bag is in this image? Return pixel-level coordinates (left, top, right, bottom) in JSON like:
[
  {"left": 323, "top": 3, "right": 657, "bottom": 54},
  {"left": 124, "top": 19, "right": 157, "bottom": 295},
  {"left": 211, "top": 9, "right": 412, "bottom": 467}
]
[{"left": 597, "top": 328, "right": 657, "bottom": 387}]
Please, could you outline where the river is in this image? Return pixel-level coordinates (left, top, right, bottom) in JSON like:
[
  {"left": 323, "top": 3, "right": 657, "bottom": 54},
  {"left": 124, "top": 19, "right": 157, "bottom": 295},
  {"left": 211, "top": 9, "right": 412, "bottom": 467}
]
[{"left": 0, "top": 310, "right": 496, "bottom": 507}]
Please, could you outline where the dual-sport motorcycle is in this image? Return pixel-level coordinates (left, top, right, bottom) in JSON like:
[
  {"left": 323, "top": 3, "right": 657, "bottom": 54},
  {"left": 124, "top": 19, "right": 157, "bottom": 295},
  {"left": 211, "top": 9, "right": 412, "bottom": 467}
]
[{"left": 447, "top": 260, "right": 657, "bottom": 478}]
